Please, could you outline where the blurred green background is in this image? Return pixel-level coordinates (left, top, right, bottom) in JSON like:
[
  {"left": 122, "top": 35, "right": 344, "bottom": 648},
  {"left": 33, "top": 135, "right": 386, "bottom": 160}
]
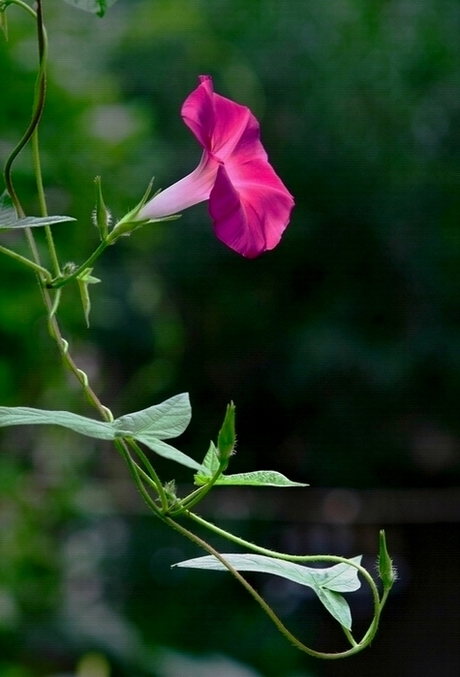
[{"left": 1, "top": 0, "right": 460, "bottom": 675}]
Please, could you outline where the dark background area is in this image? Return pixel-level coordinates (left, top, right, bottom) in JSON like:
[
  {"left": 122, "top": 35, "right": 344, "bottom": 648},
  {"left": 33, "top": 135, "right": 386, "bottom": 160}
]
[{"left": 1, "top": 0, "right": 460, "bottom": 675}]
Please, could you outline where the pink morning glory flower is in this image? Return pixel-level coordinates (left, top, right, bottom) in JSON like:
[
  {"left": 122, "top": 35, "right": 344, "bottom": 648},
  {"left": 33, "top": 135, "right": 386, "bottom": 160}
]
[{"left": 138, "top": 75, "right": 294, "bottom": 258}]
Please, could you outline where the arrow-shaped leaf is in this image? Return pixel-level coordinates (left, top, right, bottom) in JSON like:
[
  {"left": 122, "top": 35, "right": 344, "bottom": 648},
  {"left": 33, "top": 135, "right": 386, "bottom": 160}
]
[
  {"left": 174, "top": 553, "right": 362, "bottom": 630},
  {"left": 0, "top": 393, "right": 200, "bottom": 470},
  {"left": 195, "top": 442, "right": 307, "bottom": 487},
  {"left": 144, "top": 438, "right": 202, "bottom": 471},
  {"left": 315, "top": 588, "right": 353, "bottom": 629},
  {"left": 196, "top": 470, "right": 308, "bottom": 487}
]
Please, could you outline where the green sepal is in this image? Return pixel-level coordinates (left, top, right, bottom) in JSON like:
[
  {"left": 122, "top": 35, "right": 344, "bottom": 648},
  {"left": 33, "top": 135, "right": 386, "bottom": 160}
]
[
  {"left": 108, "top": 180, "right": 154, "bottom": 240},
  {"left": 108, "top": 181, "right": 181, "bottom": 242},
  {"left": 93, "top": 176, "right": 111, "bottom": 240},
  {"left": 77, "top": 267, "right": 101, "bottom": 328}
]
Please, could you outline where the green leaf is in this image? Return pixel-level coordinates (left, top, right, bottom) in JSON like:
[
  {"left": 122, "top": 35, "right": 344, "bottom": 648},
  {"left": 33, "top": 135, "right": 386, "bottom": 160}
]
[
  {"left": 144, "top": 438, "right": 202, "bottom": 471},
  {"left": 0, "top": 406, "right": 113, "bottom": 440},
  {"left": 174, "top": 554, "right": 362, "bottom": 630},
  {"left": 312, "top": 558, "right": 363, "bottom": 593},
  {"left": 114, "top": 394, "right": 201, "bottom": 470},
  {"left": 62, "top": 0, "right": 118, "bottom": 17},
  {"left": 113, "top": 393, "right": 191, "bottom": 439},
  {"left": 196, "top": 470, "right": 308, "bottom": 487},
  {"left": 195, "top": 443, "right": 308, "bottom": 487},
  {"left": 315, "top": 588, "right": 353, "bottom": 629},
  {"left": 0, "top": 394, "right": 201, "bottom": 471},
  {"left": 0, "top": 194, "right": 76, "bottom": 230},
  {"left": 199, "top": 441, "right": 220, "bottom": 475},
  {"left": 0, "top": 215, "right": 76, "bottom": 230}
]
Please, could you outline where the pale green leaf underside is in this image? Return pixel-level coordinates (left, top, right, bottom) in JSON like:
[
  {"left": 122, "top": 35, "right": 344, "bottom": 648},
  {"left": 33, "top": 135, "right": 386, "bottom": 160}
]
[
  {"left": 174, "top": 554, "right": 362, "bottom": 630},
  {"left": 0, "top": 393, "right": 201, "bottom": 470},
  {"left": 315, "top": 588, "right": 352, "bottom": 629},
  {"left": 114, "top": 394, "right": 191, "bottom": 439},
  {"left": 0, "top": 407, "right": 112, "bottom": 439}
]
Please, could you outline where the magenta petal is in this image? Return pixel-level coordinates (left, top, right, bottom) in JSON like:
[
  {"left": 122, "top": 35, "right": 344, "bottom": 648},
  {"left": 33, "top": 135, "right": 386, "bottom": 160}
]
[
  {"left": 208, "top": 92, "right": 257, "bottom": 160},
  {"left": 209, "top": 163, "right": 294, "bottom": 258},
  {"left": 181, "top": 75, "right": 216, "bottom": 152},
  {"left": 139, "top": 75, "right": 294, "bottom": 256},
  {"left": 182, "top": 76, "right": 263, "bottom": 163}
]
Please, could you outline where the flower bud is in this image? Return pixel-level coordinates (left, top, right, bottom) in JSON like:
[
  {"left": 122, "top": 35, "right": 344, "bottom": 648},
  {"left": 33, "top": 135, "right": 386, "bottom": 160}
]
[
  {"left": 378, "top": 529, "right": 397, "bottom": 589},
  {"left": 93, "top": 176, "right": 112, "bottom": 240},
  {"left": 217, "top": 402, "right": 236, "bottom": 467}
]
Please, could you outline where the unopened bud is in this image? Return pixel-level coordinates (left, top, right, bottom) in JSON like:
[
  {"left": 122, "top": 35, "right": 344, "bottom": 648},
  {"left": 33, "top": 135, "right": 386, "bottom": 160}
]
[
  {"left": 378, "top": 529, "right": 397, "bottom": 589},
  {"left": 93, "top": 176, "right": 112, "bottom": 240},
  {"left": 217, "top": 402, "right": 236, "bottom": 467}
]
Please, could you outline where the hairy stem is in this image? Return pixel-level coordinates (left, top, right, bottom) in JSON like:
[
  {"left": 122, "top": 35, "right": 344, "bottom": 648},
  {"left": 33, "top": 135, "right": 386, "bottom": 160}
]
[{"left": 47, "top": 239, "right": 109, "bottom": 289}]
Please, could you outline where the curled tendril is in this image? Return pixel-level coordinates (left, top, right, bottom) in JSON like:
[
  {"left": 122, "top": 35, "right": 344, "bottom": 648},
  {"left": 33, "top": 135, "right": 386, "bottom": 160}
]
[{"left": 2, "top": 0, "right": 47, "bottom": 217}]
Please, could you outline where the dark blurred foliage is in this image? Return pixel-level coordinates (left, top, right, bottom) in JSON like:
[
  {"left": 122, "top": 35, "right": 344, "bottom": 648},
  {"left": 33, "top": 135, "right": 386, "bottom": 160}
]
[
  {"left": 1, "top": 0, "right": 460, "bottom": 674},
  {"left": 106, "top": 0, "right": 460, "bottom": 490}
]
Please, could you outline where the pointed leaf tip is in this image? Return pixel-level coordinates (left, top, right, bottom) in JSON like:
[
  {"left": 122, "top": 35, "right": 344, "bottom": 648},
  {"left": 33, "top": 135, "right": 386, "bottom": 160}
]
[{"left": 113, "top": 393, "right": 191, "bottom": 439}]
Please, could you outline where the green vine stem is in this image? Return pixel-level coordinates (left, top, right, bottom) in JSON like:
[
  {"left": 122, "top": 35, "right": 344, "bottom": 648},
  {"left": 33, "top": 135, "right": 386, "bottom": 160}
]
[
  {"left": 31, "top": 0, "right": 61, "bottom": 278},
  {"left": 1, "top": 1, "right": 392, "bottom": 661},
  {"left": 2, "top": 0, "right": 43, "bottom": 219},
  {"left": 0, "top": 244, "right": 51, "bottom": 279},
  {"left": 173, "top": 463, "right": 228, "bottom": 513},
  {"left": 0, "top": 0, "right": 113, "bottom": 421},
  {"left": 125, "top": 438, "right": 169, "bottom": 513},
  {"left": 162, "top": 513, "right": 383, "bottom": 660},
  {"left": 47, "top": 238, "right": 110, "bottom": 289}
]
